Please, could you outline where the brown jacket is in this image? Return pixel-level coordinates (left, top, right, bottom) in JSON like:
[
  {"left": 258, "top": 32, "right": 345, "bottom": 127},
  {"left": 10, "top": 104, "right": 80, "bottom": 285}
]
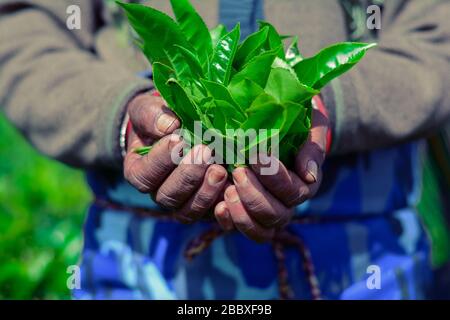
[{"left": 1, "top": 0, "right": 450, "bottom": 169}]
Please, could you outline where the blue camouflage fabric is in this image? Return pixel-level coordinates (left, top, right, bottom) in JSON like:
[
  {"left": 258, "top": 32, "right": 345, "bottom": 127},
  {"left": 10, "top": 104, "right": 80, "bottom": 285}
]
[{"left": 72, "top": 0, "right": 432, "bottom": 300}]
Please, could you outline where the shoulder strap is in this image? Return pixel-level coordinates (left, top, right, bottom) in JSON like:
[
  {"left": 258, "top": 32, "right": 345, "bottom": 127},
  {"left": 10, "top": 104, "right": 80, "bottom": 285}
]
[{"left": 219, "top": 0, "right": 264, "bottom": 39}]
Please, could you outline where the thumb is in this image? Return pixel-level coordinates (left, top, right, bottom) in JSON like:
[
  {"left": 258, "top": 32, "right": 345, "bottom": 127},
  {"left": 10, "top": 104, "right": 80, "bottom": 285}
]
[
  {"left": 295, "top": 105, "right": 329, "bottom": 184},
  {"left": 128, "top": 93, "right": 180, "bottom": 140}
]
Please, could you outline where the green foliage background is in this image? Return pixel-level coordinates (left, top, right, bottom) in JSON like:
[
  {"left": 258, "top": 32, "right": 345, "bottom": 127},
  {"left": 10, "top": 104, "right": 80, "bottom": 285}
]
[{"left": 0, "top": 114, "right": 91, "bottom": 299}]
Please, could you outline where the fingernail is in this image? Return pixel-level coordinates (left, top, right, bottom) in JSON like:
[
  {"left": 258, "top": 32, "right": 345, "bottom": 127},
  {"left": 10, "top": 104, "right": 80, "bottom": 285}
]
[
  {"left": 306, "top": 160, "right": 318, "bottom": 183},
  {"left": 233, "top": 168, "right": 248, "bottom": 186},
  {"left": 216, "top": 205, "right": 233, "bottom": 231},
  {"left": 156, "top": 113, "right": 179, "bottom": 134},
  {"left": 208, "top": 169, "right": 226, "bottom": 186},
  {"left": 225, "top": 187, "right": 240, "bottom": 203}
]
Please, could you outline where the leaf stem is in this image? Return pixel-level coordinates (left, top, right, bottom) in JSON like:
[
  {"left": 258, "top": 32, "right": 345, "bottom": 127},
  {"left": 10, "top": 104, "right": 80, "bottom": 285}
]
[{"left": 134, "top": 146, "right": 153, "bottom": 156}]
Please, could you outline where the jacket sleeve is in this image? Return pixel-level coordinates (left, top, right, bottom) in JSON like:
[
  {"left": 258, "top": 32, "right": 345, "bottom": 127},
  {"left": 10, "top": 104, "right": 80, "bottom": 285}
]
[
  {"left": 0, "top": 0, "right": 152, "bottom": 169},
  {"left": 321, "top": 0, "right": 450, "bottom": 155}
]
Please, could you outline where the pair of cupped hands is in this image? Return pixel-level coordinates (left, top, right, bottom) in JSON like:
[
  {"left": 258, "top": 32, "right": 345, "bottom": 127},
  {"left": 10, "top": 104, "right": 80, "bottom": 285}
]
[{"left": 124, "top": 93, "right": 329, "bottom": 242}]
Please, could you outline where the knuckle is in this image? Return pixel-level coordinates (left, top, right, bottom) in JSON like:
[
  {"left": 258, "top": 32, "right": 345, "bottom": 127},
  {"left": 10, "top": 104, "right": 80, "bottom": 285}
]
[
  {"left": 266, "top": 213, "right": 289, "bottom": 229},
  {"left": 232, "top": 215, "right": 271, "bottom": 242},
  {"left": 253, "top": 204, "right": 286, "bottom": 228},
  {"left": 156, "top": 190, "right": 180, "bottom": 209},
  {"left": 296, "top": 185, "right": 311, "bottom": 203},
  {"left": 277, "top": 185, "right": 299, "bottom": 206},
  {"left": 123, "top": 166, "right": 134, "bottom": 184},
  {"left": 123, "top": 165, "right": 149, "bottom": 193},
  {"left": 284, "top": 186, "right": 307, "bottom": 207},
  {"left": 285, "top": 196, "right": 301, "bottom": 208},
  {"left": 128, "top": 96, "right": 144, "bottom": 115},
  {"left": 229, "top": 209, "right": 248, "bottom": 229},
  {"left": 242, "top": 191, "right": 266, "bottom": 213},
  {"left": 191, "top": 191, "right": 214, "bottom": 213},
  {"left": 124, "top": 167, "right": 153, "bottom": 193},
  {"left": 308, "top": 141, "right": 326, "bottom": 162},
  {"left": 243, "top": 195, "right": 279, "bottom": 227},
  {"left": 130, "top": 98, "right": 150, "bottom": 122},
  {"left": 130, "top": 97, "right": 166, "bottom": 137},
  {"left": 144, "top": 152, "right": 173, "bottom": 173},
  {"left": 178, "top": 165, "right": 204, "bottom": 186},
  {"left": 235, "top": 218, "right": 255, "bottom": 234}
]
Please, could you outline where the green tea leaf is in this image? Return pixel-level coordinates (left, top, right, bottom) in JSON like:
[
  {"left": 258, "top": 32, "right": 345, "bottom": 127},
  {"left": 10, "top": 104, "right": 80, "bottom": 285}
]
[
  {"left": 272, "top": 57, "right": 301, "bottom": 80},
  {"left": 228, "top": 78, "right": 264, "bottom": 111},
  {"left": 234, "top": 26, "right": 269, "bottom": 70},
  {"left": 166, "top": 78, "right": 200, "bottom": 132},
  {"left": 170, "top": 0, "right": 212, "bottom": 64},
  {"left": 117, "top": 1, "right": 192, "bottom": 65},
  {"left": 152, "top": 62, "right": 177, "bottom": 108},
  {"left": 280, "top": 34, "right": 294, "bottom": 40},
  {"left": 229, "top": 47, "right": 279, "bottom": 88},
  {"left": 279, "top": 105, "right": 310, "bottom": 164},
  {"left": 241, "top": 94, "right": 283, "bottom": 131},
  {"left": 293, "top": 42, "right": 376, "bottom": 89},
  {"left": 286, "top": 36, "right": 304, "bottom": 67},
  {"left": 279, "top": 101, "right": 307, "bottom": 140},
  {"left": 134, "top": 146, "right": 152, "bottom": 156},
  {"left": 279, "top": 134, "right": 306, "bottom": 165},
  {"left": 209, "top": 24, "right": 241, "bottom": 85},
  {"left": 213, "top": 100, "right": 247, "bottom": 133},
  {"left": 162, "top": 44, "right": 207, "bottom": 98},
  {"left": 265, "top": 68, "right": 319, "bottom": 104},
  {"left": 173, "top": 45, "right": 204, "bottom": 78},
  {"left": 240, "top": 93, "right": 284, "bottom": 151},
  {"left": 258, "top": 21, "right": 284, "bottom": 58},
  {"left": 200, "top": 79, "right": 245, "bottom": 115},
  {"left": 191, "top": 96, "right": 214, "bottom": 130},
  {"left": 165, "top": 47, "right": 201, "bottom": 83},
  {"left": 210, "top": 24, "right": 227, "bottom": 48}
]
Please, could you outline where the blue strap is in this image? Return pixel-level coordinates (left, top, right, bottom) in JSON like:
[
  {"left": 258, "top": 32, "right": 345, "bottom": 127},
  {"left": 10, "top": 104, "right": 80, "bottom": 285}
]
[{"left": 219, "top": 0, "right": 264, "bottom": 39}]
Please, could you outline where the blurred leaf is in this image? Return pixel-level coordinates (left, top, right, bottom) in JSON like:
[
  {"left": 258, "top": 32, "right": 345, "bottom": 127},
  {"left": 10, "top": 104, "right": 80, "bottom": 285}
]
[{"left": 0, "top": 115, "right": 90, "bottom": 299}]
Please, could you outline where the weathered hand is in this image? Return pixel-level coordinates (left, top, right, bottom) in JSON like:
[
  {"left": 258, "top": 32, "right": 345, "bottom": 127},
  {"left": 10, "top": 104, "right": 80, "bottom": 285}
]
[
  {"left": 214, "top": 107, "right": 329, "bottom": 242},
  {"left": 124, "top": 93, "right": 228, "bottom": 222}
]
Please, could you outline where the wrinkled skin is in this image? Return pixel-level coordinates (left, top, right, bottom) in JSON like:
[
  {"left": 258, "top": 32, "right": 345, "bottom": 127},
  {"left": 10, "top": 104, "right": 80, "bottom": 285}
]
[
  {"left": 215, "top": 108, "right": 328, "bottom": 242},
  {"left": 124, "top": 93, "right": 228, "bottom": 223},
  {"left": 124, "top": 93, "right": 329, "bottom": 241}
]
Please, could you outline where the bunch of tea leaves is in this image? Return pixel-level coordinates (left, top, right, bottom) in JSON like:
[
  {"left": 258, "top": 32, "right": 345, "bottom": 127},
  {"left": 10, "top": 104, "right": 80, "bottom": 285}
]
[{"left": 118, "top": 0, "right": 375, "bottom": 166}]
